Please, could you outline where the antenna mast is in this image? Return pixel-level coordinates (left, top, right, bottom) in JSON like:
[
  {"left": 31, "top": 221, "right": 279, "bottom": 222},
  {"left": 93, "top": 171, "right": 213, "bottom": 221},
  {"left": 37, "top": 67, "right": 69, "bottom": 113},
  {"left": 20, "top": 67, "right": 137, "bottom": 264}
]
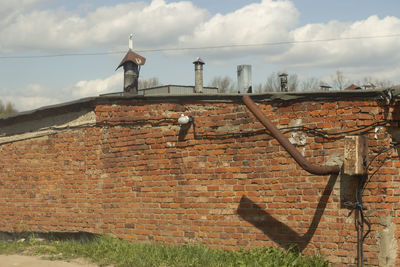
[{"left": 129, "top": 34, "right": 133, "bottom": 50}]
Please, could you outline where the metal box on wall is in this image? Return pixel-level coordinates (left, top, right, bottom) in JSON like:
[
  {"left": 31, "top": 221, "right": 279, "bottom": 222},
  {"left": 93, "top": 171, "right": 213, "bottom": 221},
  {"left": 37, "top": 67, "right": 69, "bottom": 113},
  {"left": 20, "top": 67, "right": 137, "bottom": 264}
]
[{"left": 344, "top": 135, "right": 368, "bottom": 175}]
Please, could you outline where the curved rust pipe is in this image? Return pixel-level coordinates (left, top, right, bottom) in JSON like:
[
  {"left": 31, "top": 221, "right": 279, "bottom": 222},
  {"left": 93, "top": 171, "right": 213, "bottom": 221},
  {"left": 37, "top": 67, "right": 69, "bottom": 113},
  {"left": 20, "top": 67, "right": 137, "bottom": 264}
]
[{"left": 242, "top": 95, "right": 340, "bottom": 175}]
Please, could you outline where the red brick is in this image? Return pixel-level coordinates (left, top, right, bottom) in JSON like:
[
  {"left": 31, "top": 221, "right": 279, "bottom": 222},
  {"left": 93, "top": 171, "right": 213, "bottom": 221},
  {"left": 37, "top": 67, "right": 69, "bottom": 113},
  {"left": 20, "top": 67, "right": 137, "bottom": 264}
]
[{"left": 0, "top": 99, "right": 398, "bottom": 266}]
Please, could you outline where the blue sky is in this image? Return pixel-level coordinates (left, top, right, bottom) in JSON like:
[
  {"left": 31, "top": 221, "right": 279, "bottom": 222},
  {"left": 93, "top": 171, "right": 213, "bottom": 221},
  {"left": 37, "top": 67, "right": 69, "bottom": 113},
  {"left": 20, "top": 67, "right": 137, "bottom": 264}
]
[{"left": 1, "top": 0, "right": 400, "bottom": 111}]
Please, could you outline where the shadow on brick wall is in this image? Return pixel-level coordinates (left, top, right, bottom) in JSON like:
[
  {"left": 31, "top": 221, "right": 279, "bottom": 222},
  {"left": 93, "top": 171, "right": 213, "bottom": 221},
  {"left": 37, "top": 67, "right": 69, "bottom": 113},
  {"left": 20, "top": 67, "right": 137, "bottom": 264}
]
[{"left": 237, "top": 173, "right": 338, "bottom": 251}]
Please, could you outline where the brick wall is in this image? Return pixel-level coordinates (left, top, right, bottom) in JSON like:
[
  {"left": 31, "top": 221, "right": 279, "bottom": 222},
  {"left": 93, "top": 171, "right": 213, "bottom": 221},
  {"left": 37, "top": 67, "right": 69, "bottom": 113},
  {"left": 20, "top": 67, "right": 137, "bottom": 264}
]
[{"left": 0, "top": 96, "right": 399, "bottom": 266}]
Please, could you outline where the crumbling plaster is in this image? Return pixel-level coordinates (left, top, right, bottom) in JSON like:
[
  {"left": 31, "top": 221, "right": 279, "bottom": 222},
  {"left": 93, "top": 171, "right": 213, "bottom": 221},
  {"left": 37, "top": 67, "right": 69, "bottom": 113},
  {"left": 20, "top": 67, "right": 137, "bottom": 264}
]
[
  {"left": 377, "top": 215, "right": 398, "bottom": 267},
  {"left": 0, "top": 110, "right": 96, "bottom": 144}
]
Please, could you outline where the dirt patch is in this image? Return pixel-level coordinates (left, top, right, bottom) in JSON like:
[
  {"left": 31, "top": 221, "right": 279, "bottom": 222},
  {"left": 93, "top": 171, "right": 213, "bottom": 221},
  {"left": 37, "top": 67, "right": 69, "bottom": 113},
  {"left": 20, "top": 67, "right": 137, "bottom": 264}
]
[{"left": 0, "top": 254, "right": 98, "bottom": 267}]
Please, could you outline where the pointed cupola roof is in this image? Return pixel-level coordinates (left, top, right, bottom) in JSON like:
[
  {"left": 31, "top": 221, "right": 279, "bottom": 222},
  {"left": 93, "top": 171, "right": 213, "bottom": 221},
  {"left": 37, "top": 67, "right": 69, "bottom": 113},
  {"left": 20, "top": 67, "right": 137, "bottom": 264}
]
[
  {"left": 116, "top": 34, "right": 146, "bottom": 70},
  {"left": 116, "top": 49, "right": 146, "bottom": 70}
]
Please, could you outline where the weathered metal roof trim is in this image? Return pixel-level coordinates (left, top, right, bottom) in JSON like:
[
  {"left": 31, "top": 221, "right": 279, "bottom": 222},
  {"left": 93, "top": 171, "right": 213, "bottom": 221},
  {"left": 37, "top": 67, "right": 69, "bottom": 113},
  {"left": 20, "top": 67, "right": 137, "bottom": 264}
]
[{"left": 132, "top": 85, "right": 218, "bottom": 92}]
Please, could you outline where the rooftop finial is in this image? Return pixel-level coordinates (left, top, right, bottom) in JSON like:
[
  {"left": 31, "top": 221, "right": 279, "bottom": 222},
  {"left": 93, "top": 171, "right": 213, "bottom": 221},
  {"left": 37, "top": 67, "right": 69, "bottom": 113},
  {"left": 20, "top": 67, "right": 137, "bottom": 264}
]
[{"left": 129, "top": 34, "right": 133, "bottom": 50}]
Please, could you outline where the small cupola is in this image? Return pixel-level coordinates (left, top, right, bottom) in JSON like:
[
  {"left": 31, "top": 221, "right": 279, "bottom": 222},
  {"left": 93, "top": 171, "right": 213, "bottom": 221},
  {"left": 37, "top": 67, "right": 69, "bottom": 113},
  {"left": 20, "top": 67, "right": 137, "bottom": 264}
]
[{"left": 116, "top": 34, "right": 146, "bottom": 94}]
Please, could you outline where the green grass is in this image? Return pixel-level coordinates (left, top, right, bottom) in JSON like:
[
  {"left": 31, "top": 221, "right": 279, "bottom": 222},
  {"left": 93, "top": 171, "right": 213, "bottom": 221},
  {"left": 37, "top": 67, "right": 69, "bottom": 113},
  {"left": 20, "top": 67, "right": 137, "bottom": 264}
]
[{"left": 0, "top": 235, "right": 329, "bottom": 267}]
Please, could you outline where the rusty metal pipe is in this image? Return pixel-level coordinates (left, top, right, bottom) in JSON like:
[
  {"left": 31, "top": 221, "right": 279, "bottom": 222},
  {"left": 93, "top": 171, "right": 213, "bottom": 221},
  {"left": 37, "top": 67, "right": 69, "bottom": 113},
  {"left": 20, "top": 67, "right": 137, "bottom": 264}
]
[{"left": 242, "top": 95, "right": 340, "bottom": 175}]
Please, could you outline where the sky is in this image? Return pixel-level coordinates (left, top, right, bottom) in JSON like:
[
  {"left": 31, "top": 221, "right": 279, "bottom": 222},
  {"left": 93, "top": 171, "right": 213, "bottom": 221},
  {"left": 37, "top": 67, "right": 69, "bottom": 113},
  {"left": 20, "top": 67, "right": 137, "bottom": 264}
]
[{"left": 1, "top": 0, "right": 400, "bottom": 111}]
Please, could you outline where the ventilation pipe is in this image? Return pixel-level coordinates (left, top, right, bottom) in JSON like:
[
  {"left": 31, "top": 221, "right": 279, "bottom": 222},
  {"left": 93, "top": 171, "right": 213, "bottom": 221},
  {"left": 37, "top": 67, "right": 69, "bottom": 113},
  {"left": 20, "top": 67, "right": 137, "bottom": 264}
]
[
  {"left": 279, "top": 73, "right": 288, "bottom": 92},
  {"left": 242, "top": 95, "right": 340, "bottom": 175},
  {"left": 237, "top": 65, "right": 252, "bottom": 93},
  {"left": 122, "top": 61, "right": 139, "bottom": 93},
  {"left": 193, "top": 57, "right": 205, "bottom": 93}
]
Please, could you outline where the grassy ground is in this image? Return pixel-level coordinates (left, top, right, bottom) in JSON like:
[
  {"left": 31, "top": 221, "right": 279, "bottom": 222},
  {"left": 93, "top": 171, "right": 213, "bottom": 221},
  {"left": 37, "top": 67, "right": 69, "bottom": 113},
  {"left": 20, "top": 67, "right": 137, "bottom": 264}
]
[{"left": 0, "top": 235, "right": 329, "bottom": 267}]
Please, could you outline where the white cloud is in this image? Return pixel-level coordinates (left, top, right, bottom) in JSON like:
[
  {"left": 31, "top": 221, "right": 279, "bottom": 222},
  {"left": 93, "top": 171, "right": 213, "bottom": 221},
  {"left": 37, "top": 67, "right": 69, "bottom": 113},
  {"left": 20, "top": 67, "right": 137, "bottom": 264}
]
[
  {"left": 14, "top": 96, "right": 60, "bottom": 110},
  {"left": 2, "top": 0, "right": 400, "bottom": 112},
  {"left": 270, "top": 15, "right": 400, "bottom": 68},
  {"left": 178, "top": 0, "right": 298, "bottom": 56},
  {"left": 2, "top": 94, "right": 60, "bottom": 112},
  {"left": 5, "top": 0, "right": 398, "bottom": 72},
  {"left": 1, "top": 73, "right": 123, "bottom": 112},
  {"left": 0, "top": 83, "right": 62, "bottom": 111},
  {"left": 0, "top": 0, "right": 48, "bottom": 19},
  {"left": 0, "top": 0, "right": 207, "bottom": 53},
  {"left": 71, "top": 72, "right": 122, "bottom": 98}
]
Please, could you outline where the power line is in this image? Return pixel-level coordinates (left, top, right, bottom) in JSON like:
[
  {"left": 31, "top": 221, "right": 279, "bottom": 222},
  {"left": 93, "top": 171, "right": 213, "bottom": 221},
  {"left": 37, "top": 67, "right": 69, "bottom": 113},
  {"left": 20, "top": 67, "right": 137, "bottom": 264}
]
[
  {"left": 1, "top": 33, "right": 400, "bottom": 59},
  {"left": 0, "top": 51, "right": 125, "bottom": 59},
  {"left": 139, "top": 33, "right": 400, "bottom": 53}
]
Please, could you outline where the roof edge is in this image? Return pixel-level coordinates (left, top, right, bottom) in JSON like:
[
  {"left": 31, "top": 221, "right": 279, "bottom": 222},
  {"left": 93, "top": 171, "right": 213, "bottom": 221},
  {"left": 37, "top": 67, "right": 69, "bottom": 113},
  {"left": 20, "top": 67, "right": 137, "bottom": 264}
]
[{"left": 1, "top": 87, "right": 399, "bottom": 125}]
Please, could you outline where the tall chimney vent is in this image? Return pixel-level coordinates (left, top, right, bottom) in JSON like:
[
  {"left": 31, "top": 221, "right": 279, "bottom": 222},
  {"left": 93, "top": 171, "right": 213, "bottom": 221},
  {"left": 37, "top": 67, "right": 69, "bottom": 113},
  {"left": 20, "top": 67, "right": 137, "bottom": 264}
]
[
  {"left": 237, "top": 65, "right": 252, "bottom": 93},
  {"left": 279, "top": 73, "right": 288, "bottom": 92},
  {"left": 193, "top": 57, "right": 205, "bottom": 93}
]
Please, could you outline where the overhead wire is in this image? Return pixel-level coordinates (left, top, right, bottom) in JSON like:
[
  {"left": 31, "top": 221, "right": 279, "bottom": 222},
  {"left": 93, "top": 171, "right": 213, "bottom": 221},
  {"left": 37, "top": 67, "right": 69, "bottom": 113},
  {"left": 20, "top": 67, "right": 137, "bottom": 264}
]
[{"left": 1, "top": 33, "right": 400, "bottom": 59}]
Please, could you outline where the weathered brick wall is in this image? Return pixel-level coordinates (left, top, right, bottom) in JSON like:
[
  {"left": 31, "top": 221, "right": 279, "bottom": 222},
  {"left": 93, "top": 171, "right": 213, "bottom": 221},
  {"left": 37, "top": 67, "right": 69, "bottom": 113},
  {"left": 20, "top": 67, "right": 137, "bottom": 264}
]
[{"left": 0, "top": 97, "right": 399, "bottom": 266}]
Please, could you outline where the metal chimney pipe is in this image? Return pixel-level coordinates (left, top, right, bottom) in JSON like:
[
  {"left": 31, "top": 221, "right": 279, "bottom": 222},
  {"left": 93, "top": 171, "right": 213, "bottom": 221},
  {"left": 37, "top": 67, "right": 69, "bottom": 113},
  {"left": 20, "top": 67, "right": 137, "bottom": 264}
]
[
  {"left": 193, "top": 57, "right": 205, "bottom": 93},
  {"left": 237, "top": 65, "right": 252, "bottom": 93},
  {"left": 279, "top": 73, "right": 288, "bottom": 92},
  {"left": 123, "top": 62, "right": 139, "bottom": 94}
]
